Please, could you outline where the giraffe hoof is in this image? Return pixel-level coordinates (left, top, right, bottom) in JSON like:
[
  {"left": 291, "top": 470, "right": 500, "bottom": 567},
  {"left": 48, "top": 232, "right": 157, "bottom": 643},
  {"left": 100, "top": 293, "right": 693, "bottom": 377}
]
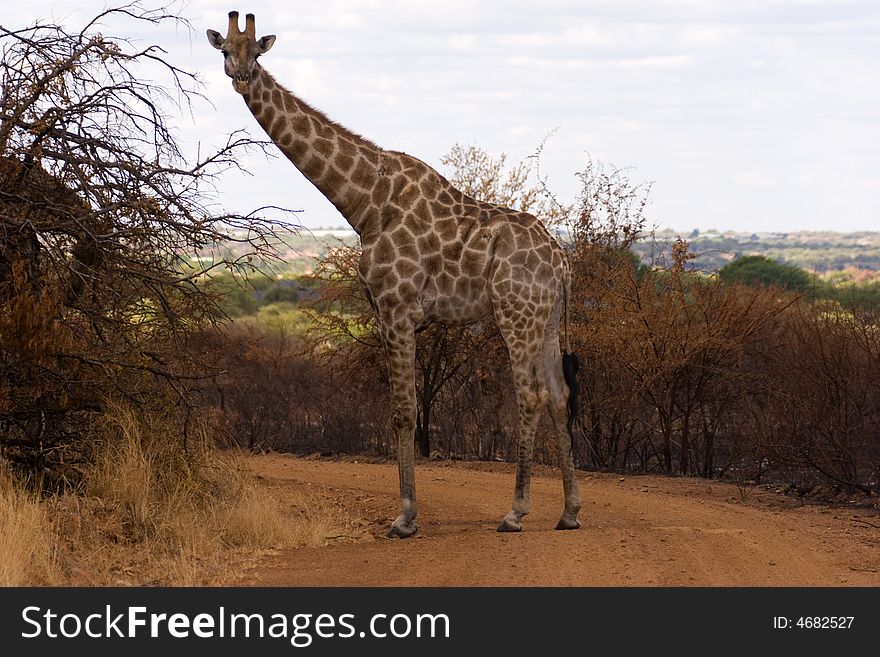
[
  {"left": 387, "top": 521, "right": 418, "bottom": 539},
  {"left": 555, "top": 516, "right": 581, "bottom": 530},
  {"left": 496, "top": 518, "right": 523, "bottom": 532}
]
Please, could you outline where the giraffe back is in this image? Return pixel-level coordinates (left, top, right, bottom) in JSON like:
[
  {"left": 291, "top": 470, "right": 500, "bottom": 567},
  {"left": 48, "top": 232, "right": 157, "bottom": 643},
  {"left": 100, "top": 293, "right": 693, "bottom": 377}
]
[{"left": 357, "top": 150, "right": 568, "bottom": 328}]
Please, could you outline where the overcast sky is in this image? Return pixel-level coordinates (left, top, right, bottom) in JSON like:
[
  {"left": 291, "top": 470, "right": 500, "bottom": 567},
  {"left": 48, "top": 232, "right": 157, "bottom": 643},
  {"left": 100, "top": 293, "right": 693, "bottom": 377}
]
[{"left": 9, "top": 1, "right": 880, "bottom": 232}]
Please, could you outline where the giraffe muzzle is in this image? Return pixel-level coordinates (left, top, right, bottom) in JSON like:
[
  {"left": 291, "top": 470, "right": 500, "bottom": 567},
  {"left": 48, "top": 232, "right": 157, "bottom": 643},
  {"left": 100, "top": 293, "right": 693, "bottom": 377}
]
[{"left": 233, "top": 75, "right": 249, "bottom": 94}]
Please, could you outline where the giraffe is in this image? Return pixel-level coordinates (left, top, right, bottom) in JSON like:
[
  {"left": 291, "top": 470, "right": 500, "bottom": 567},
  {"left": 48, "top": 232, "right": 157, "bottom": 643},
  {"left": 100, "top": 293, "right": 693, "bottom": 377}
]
[{"left": 208, "top": 11, "right": 582, "bottom": 538}]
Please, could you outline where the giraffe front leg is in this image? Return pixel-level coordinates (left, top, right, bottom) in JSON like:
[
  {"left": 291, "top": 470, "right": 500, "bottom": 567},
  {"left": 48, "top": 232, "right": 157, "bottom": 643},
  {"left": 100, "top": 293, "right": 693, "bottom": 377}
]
[
  {"left": 388, "top": 403, "right": 418, "bottom": 539},
  {"left": 383, "top": 328, "right": 419, "bottom": 539}
]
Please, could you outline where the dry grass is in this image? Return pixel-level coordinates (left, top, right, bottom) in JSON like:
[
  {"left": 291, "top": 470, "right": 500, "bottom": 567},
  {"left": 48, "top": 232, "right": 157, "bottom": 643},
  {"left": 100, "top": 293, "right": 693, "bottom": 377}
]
[
  {"left": 1, "top": 403, "right": 348, "bottom": 586},
  {"left": 0, "top": 466, "right": 61, "bottom": 585}
]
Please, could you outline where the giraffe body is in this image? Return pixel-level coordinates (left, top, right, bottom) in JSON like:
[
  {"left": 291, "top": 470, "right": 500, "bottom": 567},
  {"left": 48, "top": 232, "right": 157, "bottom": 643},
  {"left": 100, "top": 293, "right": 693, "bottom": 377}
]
[{"left": 209, "top": 12, "right": 582, "bottom": 537}]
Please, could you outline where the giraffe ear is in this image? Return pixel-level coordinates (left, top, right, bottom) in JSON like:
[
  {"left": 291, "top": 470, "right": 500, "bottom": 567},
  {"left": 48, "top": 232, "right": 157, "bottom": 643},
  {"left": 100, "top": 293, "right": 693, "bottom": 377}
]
[
  {"left": 257, "top": 35, "right": 276, "bottom": 54},
  {"left": 206, "top": 29, "right": 225, "bottom": 50}
]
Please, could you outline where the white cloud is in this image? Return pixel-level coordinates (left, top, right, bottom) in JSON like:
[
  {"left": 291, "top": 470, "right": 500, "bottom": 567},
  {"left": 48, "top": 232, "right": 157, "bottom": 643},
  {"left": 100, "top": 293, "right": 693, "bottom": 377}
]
[
  {"left": 681, "top": 24, "right": 740, "bottom": 44},
  {"left": 734, "top": 172, "right": 778, "bottom": 189}
]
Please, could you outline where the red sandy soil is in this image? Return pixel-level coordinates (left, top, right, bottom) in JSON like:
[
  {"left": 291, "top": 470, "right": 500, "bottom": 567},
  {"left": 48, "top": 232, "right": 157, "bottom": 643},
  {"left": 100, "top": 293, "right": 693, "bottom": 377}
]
[{"left": 243, "top": 454, "right": 880, "bottom": 586}]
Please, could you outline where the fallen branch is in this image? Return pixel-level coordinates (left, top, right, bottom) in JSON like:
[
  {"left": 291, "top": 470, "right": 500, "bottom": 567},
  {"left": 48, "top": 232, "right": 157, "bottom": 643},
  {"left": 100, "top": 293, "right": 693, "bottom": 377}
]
[{"left": 851, "top": 518, "right": 880, "bottom": 529}]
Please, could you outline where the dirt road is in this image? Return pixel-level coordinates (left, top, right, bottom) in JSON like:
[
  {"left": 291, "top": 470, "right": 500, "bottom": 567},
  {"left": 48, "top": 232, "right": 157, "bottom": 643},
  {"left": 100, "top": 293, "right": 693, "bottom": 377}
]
[{"left": 244, "top": 454, "right": 880, "bottom": 586}]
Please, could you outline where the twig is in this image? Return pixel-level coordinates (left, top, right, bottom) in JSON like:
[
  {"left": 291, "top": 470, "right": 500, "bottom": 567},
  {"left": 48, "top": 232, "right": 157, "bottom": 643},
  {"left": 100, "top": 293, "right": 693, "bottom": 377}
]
[{"left": 851, "top": 518, "right": 880, "bottom": 529}]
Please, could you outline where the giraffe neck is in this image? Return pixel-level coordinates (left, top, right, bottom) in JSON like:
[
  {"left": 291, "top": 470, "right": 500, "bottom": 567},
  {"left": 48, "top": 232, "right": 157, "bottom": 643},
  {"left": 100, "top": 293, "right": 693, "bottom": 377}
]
[{"left": 243, "top": 67, "right": 382, "bottom": 233}]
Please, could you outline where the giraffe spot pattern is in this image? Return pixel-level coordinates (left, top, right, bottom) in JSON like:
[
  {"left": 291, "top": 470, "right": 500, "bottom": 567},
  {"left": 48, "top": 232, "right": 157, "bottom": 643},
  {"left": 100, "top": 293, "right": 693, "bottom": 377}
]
[
  {"left": 289, "top": 139, "right": 309, "bottom": 160},
  {"left": 337, "top": 139, "right": 358, "bottom": 157},
  {"left": 313, "top": 137, "right": 335, "bottom": 158},
  {"left": 351, "top": 158, "right": 374, "bottom": 189},
  {"left": 322, "top": 166, "right": 346, "bottom": 193},
  {"left": 301, "top": 154, "right": 325, "bottom": 179},
  {"left": 372, "top": 177, "right": 391, "bottom": 205},
  {"left": 291, "top": 114, "right": 311, "bottom": 136},
  {"left": 335, "top": 152, "right": 355, "bottom": 172}
]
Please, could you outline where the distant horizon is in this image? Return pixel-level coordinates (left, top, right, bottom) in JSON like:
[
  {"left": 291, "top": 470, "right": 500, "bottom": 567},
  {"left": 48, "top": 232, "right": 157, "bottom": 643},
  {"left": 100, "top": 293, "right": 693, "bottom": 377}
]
[
  {"left": 285, "top": 224, "right": 880, "bottom": 277},
  {"left": 303, "top": 224, "right": 880, "bottom": 237}
]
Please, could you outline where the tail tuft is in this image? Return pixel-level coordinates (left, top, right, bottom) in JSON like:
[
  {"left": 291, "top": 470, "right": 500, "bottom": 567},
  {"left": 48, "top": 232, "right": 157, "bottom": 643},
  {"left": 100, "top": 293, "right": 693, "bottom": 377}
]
[{"left": 562, "top": 351, "right": 580, "bottom": 436}]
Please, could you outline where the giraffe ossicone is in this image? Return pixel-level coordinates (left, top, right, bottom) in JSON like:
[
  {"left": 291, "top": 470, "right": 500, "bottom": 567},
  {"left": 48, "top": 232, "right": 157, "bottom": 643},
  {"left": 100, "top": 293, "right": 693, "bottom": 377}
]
[{"left": 208, "top": 11, "right": 582, "bottom": 538}]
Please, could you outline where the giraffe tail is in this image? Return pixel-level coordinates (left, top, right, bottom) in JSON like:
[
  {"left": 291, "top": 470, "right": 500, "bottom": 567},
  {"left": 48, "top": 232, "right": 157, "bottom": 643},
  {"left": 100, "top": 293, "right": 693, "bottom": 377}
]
[
  {"left": 561, "top": 267, "right": 580, "bottom": 441},
  {"left": 562, "top": 350, "right": 580, "bottom": 436}
]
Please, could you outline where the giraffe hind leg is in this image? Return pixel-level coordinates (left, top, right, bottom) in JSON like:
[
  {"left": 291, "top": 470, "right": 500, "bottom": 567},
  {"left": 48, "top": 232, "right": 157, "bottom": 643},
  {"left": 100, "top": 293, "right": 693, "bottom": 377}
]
[
  {"left": 497, "top": 358, "right": 545, "bottom": 532},
  {"left": 544, "top": 298, "right": 582, "bottom": 530},
  {"left": 495, "top": 311, "right": 549, "bottom": 532}
]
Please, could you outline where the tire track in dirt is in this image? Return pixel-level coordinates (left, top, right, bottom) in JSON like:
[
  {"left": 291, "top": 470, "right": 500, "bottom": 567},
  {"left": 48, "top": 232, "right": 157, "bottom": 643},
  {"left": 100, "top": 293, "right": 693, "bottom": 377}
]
[{"left": 243, "top": 455, "right": 880, "bottom": 586}]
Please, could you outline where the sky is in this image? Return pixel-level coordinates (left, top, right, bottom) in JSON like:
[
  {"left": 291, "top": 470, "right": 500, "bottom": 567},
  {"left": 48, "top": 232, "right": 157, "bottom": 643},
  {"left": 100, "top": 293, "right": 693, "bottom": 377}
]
[{"left": 7, "top": 1, "right": 880, "bottom": 233}]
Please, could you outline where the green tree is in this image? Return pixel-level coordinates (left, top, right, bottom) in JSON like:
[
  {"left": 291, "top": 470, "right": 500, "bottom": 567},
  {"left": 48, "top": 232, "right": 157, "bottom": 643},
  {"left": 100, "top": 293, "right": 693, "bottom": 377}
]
[{"left": 719, "top": 255, "right": 814, "bottom": 294}]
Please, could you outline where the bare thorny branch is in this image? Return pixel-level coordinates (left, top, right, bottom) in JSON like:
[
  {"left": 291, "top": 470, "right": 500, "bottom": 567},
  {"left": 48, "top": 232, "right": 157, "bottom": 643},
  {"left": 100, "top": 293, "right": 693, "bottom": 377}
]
[{"left": 0, "top": 3, "right": 297, "bottom": 478}]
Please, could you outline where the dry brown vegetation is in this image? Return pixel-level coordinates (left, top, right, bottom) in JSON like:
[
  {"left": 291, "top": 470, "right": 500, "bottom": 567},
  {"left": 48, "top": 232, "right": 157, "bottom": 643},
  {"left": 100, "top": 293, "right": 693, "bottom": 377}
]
[
  {"left": 1, "top": 401, "right": 347, "bottom": 586},
  {"left": 0, "top": 464, "right": 61, "bottom": 585},
  {"left": 0, "top": 5, "right": 290, "bottom": 482}
]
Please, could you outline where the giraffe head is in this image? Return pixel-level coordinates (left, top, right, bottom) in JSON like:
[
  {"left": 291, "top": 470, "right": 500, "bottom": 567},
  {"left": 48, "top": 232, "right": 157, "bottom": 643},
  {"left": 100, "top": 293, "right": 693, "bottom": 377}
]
[{"left": 207, "top": 11, "right": 276, "bottom": 94}]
